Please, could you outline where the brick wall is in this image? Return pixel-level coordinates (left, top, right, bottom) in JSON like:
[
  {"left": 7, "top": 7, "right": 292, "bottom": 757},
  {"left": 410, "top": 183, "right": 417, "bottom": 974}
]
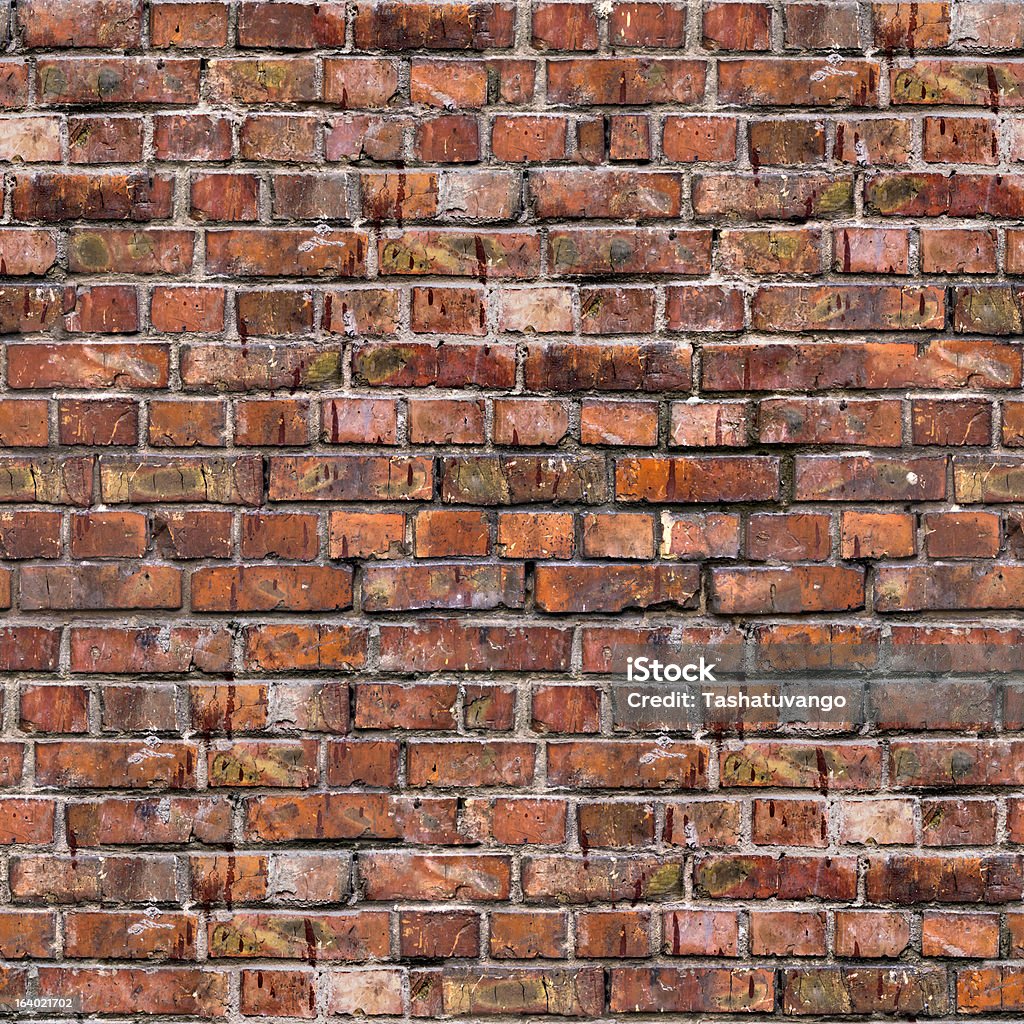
[{"left": 1, "top": 0, "right": 1024, "bottom": 1018}]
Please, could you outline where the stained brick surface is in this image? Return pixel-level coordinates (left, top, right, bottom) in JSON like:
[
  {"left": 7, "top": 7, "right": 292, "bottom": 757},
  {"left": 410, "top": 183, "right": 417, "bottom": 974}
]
[{"left": 0, "top": 0, "right": 1022, "bottom": 1019}]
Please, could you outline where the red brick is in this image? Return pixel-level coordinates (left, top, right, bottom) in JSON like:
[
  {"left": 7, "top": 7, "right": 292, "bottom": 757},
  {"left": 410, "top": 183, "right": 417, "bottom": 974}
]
[
  {"left": 490, "top": 911, "right": 567, "bottom": 958},
  {"left": 841, "top": 511, "right": 916, "bottom": 559},
  {"left": 414, "top": 510, "right": 489, "bottom": 557},
  {"left": 921, "top": 227, "right": 997, "bottom": 273},
  {"left": 21, "top": 0, "right": 143, "bottom": 47},
  {"left": 746, "top": 512, "right": 831, "bottom": 562},
  {"left": 551, "top": 227, "right": 710, "bottom": 275},
  {"left": 37, "top": 969, "right": 227, "bottom": 1017},
  {"left": 663, "top": 116, "right": 737, "bottom": 162},
  {"left": 753, "top": 284, "right": 944, "bottom": 331},
  {"left": 609, "top": 114, "right": 651, "bottom": 160},
  {"left": 207, "top": 57, "right": 317, "bottom": 104},
  {"left": 274, "top": 174, "right": 350, "bottom": 222},
  {"left": 695, "top": 173, "right": 854, "bottom": 220},
  {"left": 873, "top": 2, "right": 950, "bottom": 51},
  {"left": 704, "top": 3, "right": 771, "bottom": 50},
  {"left": 670, "top": 401, "right": 749, "bottom": 447},
  {"left": 193, "top": 566, "right": 352, "bottom": 612},
  {"left": 533, "top": 686, "right": 601, "bottom": 735},
  {"left": 712, "top": 566, "right": 864, "bottom": 614},
  {"left": 523, "top": 854, "right": 685, "bottom": 901},
  {"left": 494, "top": 398, "right": 569, "bottom": 446},
  {"left": 663, "top": 909, "right": 739, "bottom": 955},
  {"left": 923, "top": 912, "right": 999, "bottom": 958},
  {"left": 0, "top": 512, "right": 61, "bottom": 559},
  {"left": 191, "top": 173, "right": 259, "bottom": 222},
  {"left": 719, "top": 58, "right": 880, "bottom": 106},
  {"left": 753, "top": 799, "right": 828, "bottom": 848},
  {"left": 536, "top": 564, "right": 698, "bottom": 613},
  {"left": 616, "top": 456, "right": 780, "bottom": 503},
  {"left": 924, "top": 115, "right": 998, "bottom": 164},
  {"left": 533, "top": 3, "right": 598, "bottom": 50},
  {"left": 328, "top": 511, "right": 405, "bottom": 559},
  {"left": 834, "top": 227, "right": 910, "bottom": 274},
  {"left": 759, "top": 397, "right": 902, "bottom": 446},
  {"left": 353, "top": 3, "right": 516, "bottom": 50},
  {"left": 411, "top": 59, "right": 487, "bottom": 109},
  {"left": 548, "top": 57, "right": 705, "bottom": 107},
  {"left": 786, "top": 3, "right": 860, "bottom": 48},
  {"left": 153, "top": 113, "right": 232, "bottom": 160},
  {"left": 149, "top": 399, "right": 226, "bottom": 448},
  {"left": 409, "top": 398, "right": 485, "bottom": 444},
  {"left": 610, "top": 967, "right": 773, "bottom": 1014},
  {"left": 581, "top": 513, "right": 654, "bottom": 559},
  {"left": 64, "top": 910, "right": 197, "bottom": 959},
  {"left": 923, "top": 798, "right": 997, "bottom": 845},
  {"left": 380, "top": 229, "right": 539, "bottom": 278},
  {"left": 666, "top": 285, "right": 744, "bottom": 331},
  {"left": 782, "top": 966, "right": 946, "bottom": 1016},
  {"left": 835, "top": 117, "right": 912, "bottom": 164},
  {"left": 241, "top": 513, "right": 319, "bottom": 561},
  {"left": 835, "top": 910, "right": 911, "bottom": 958},
  {"left": 547, "top": 741, "right": 707, "bottom": 790},
  {"left": 497, "top": 512, "right": 574, "bottom": 559},
  {"left": 500, "top": 287, "right": 574, "bottom": 333},
  {"left": 577, "top": 911, "right": 650, "bottom": 957},
  {"left": 362, "top": 852, "right": 511, "bottom": 900},
  {"left": 240, "top": 114, "right": 319, "bottom": 161},
  {"left": 750, "top": 909, "right": 826, "bottom": 955},
  {"left": 750, "top": 119, "right": 825, "bottom": 165},
  {"left": 324, "top": 57, "right": 400, "bottom": 107},
  {"left": 152, "top": 511, "right": 232, "bottom": 560},
  {"left": 240, "top": 970, "right": 315, "bottom": 1019},
  {"left": 71, "top": 512, "right": 147, "bottom": 559},
  {"left": 401, "top": 911, "right": 479, "bottom": 959},
  {"left": 609, "top": 3, "right": 686, "bottom": 46},
  {"left": 325, "top": 114, "right": 407, "bottom": 162},
  {"left": 20, "top": 685, "right": 89, "bottom": 734},
  {"left": 151, "top": 3, "right": 228, "bottom": 47},
  {"left": 578, "top": 801, "right": 653, "bottom": 847},
  {"left": 795, "top": 455, "right": 946, "bottom": 501},
  {"left": 238, "top": 2, "right": 346, "bottom": 48},
  {"left": 206, "top": 228, "right": 366, "bottom": 278},
  {"left": 416, "top": 115, "right": 480, "bottom": 163},
  {"left": 36, "top": 739, "right": 196, "bottom": 788},
  {"left": 37, "top": 58, "right": 199, "bottom": 105},
  {"left": 581, "top": 400, "right": 658, "bottom": 447},
  {"left": 208, "top": 909, "right": 388, "bottom": 959},
  {"left": 411, "top": 286, "right": 486, "bottom": 335},
  {"left": 151, "top": 287, "right": 225, "bottom": 334},
  {"left": 532, "top": 169, "right": 682, "bottom": 220},
  {"left": 660, "top": 512, "right": 742, "bottom": 560},
  {"left": 526, "top": 341, "right": 691, "bottom": 392},
  {"left": 323, "top": 289, "right": 400, "bottom": 336}
]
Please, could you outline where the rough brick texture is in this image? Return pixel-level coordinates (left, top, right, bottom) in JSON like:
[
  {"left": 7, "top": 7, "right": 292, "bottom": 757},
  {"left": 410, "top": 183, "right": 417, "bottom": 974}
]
[{"left": 0, "top": 0, "right": 1022, "bottom": 1020}]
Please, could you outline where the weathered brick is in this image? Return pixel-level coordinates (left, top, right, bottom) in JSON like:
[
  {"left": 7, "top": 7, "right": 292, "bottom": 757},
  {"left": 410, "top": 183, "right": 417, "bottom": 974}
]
[
  {"left": 547, "top": 58, "right": 706, "bottom": 105},
  {"left": 21, "top": 0, "right": 144, "bottom": 47},
  {"left": 37, "top": 58, "right": 199, "bottom": 105},
  {"left": 719, "top": 58, "right": 880, "bottom": 106}
]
